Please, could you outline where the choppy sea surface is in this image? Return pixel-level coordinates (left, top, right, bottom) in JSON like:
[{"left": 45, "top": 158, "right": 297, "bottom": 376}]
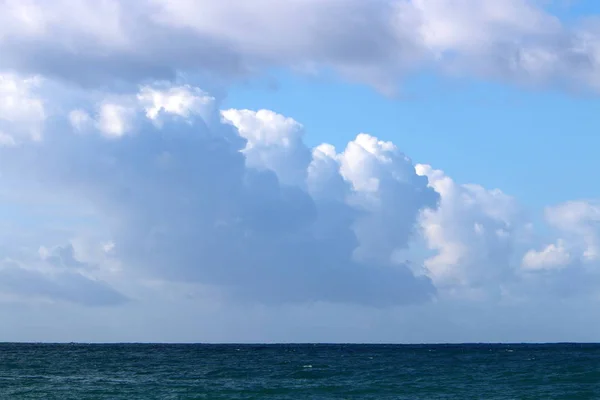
[{"left": 1, "top": 343, "right": 599, "bottom": 399}]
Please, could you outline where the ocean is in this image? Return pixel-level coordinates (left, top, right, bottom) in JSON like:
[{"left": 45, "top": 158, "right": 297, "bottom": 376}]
[{"left": 1, "top": 343, "right": 599, "bottom": 399}]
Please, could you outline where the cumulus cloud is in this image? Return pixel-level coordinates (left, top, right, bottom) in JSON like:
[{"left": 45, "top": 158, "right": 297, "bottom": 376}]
[
  {"left": 0, "top": 80, "right": 441, "bottom": 307},
  {"left": 318, "top": 134, "right": 439, "bottom": 266},
  {"left": 513, "top": 200, "right": 600, "bottom": 288},
  {"left": 521, "top": 240, "right": 571, "bottom": 271},
  {"left": 2, "top": 74, "right": 600, "bottom": 310},
  {"left": 415, "top": 164, "right": 526, "bottom": 294},
  {"left": 545, "top": 200, "right": 600, "bottom": 262},
  {"left": 222, "top": 109, "right": 311, "bottom": 187},
  {"left": 3, "top": 74, "right": 600, "bottom": 308},
  {"left": 0, "top": 0, "right": 599, "bottom": 92}
]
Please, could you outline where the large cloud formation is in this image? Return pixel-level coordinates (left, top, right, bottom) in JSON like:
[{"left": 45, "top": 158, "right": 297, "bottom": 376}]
[
  {"left": 0, "top": 78, "right": 441, "bottom": 306},
  {"left": 1, "top": 0, "right": 600, "bottom": 319},
  {"left": 1, "top": 72, "right": 597, "bottom": 309}
]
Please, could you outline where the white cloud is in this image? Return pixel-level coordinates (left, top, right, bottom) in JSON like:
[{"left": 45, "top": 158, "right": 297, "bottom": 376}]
[
  {"left": 303, "top": 133, "right": 439, "bottom": 266},
  {"left": 0, "top": 81, "right": 439, "bottom": 307},
  {"left": 522, "top": 240, "right": 571, "bottom": 271},
  {"left": 0, "top": 73, "right": 45, "bottom": 144},
  {"left": 96, "top": 102, "right": 135, "bottom": 137},
  {"left": 221, "top": 108, "right": 311, "bottom": 187},
  {"left": 401, "top": 0, "right": 560, "bottom": 53},
  {"left": 545, "top": 200, "right": 600, "bottom": 262},
  {"left": 68, "top": 84, "right": 219, "bottom": 138},
  {"left": 415, "top": 164, "right": 525, "bottom": 293},
  {"left": 138, "top": 84, "right": 215, "bottom": 124},
  {"left": 69, "top": 109, "right": 92, "bottom": 131},
  {"left": 0, "top": 0, "right": 599, "bottom": 92},
  {"left": 337, "top": 134, "right": 438, "bottom": 265},
  {"left": 307, "top": 143, "right": 347, "bottom": 202},
  {"left": 2, "top": 76, "right": 600, "bottom": 311}
]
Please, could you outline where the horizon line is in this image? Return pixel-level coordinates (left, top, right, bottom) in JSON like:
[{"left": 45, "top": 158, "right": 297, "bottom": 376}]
[{"left": 1, "top": 341, "right": 597, "bottom": 345}]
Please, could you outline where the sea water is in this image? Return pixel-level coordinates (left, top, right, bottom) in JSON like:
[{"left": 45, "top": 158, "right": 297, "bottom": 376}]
[{"left": 1, "top": 343, "right": 599, "bottom": 399}]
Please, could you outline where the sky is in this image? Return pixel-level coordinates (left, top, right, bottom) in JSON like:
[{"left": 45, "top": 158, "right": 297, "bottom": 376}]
[{"left": 1, "top": 0, "right": 600, "bottom": 343}]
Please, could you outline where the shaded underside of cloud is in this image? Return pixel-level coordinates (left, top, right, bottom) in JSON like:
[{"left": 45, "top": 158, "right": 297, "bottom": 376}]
[
  {"left": 0, "top": 0, "right": 600, "bottom": 92},
  {"left": 0, "top": 259, "right": 127, "bottom": 307}
]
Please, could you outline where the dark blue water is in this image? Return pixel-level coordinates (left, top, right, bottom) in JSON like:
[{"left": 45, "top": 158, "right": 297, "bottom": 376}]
[{"left": 1, "top": 343, "right": 599, "bottom": 399}]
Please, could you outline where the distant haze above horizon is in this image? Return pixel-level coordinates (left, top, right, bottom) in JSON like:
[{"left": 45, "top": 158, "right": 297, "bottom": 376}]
[{"left": 1, "top": 0, "right": 600, "bottom": 343}]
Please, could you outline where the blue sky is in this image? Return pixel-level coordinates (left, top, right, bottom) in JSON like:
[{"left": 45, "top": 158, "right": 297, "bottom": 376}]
[
  {"left": 546, "top": 0, "right": 600, "bottom": 20},
  {"left": 2, "top": 0, "right": 600, "bottom": 343}
]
